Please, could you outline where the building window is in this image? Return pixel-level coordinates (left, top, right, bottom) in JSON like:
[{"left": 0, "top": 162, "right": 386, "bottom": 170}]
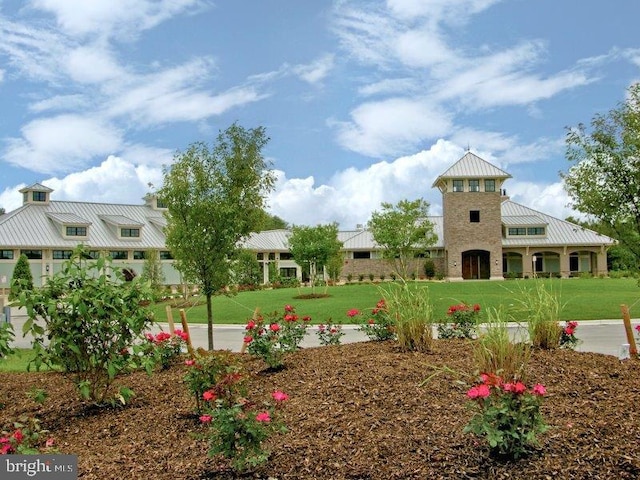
[
  {"left": 87, "top": 251, "right": 100, "bottom": 259},
  {"left": 279, "top": 267, "right": 297, "bottom": 278},
  {"left": 0, "top": 250, "right": 14, "bottom": 260},
  {"left": 452, "top": 179, "right": 464, "bottom": 192},
  {"left": 121, "top": 228, "right": 140, "bottom": 238},
  {"left": 268, "top": 253, "right": 275, "bottom": 260},
  {"left": 469, "top": 179, "right": 480, "bottom": 192},
  {"left": 279, "top": 252, "right": 293, "bottom": 260},
  {"left": 32, "top": 191, "right": 46, "bottom": 202},
  {"left": 109, "top": 250, "right": 128, "bottom": 260},
  {"left": 256, "top": 252, "right": 264, "bottom": 260},
  {"left": 470, "top": 210, "right": 480, "bottom": 223},
  {"left": 21, "top": 250, "right": 42, "bottom": 259},
  {"left": 156, "top": 198, "right": 168, "bottom": 209},
  {"left": 485, "top": 179, "right": 496, "bottom": 192},
  {"left": 133, "top": 251, "right": 145, "bottom": 260},
  {"left": 527, "top": 227, "right": 546, "bottom": 235},
  {"left": 66, "top": 226, "right": 87, "bottom": 236},
  {"left": 508, "top": 228, "right": 526, "bottom": 236},
  {"left": 159, "top": 251, "right": 173, "bottom": 260},
  {"left": 53, "top": 250, "right": 73, "bottom": 260},
  {"left": 353, "top": 251, "right": 371, "bottom": 259}
]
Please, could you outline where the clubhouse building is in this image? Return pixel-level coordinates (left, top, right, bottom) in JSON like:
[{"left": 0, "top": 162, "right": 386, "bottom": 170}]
[{"left": 0, "top": 153, "right": 615, "bottom": 289}]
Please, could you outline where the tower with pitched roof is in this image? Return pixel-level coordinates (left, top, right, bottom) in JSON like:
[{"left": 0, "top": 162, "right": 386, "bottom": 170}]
[{"left": 431, "top": 152, "right": 511, "bottom": 280}]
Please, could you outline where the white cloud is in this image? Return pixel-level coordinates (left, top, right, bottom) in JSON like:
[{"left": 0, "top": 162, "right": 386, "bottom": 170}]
[
  {"left": 357, "top": 78, "right": 418, "bottom": 97},
  {"left": 293, "top": 54, "right": 335, "bottom": 84},
  {"left": 269, "top": 139, "right": 462, "bottom": 227},
  {"left": 386, "top": 0, "right": 503, "bottom": 23},
  {"left": 3, "top": 115, "right": 122, "bottom": 173},
  {"left": 44, "top": 155, "right": 159, "bottom": 204},
  {"left": 65, "top": 45, "right": 125, "bottom": 83},
  {"left": 29, "top": 0, "right": 206, "bottom": 40},
  {"left": 509, "top": 180, "right": 576, "bottom": 222},
  {"left": 28, "top": 94, "right": 90, "bottom": 113},
  {"left": 332, "top": 97, "right": 453, "bottom": 157},
  {"left": 0, "top": 69, "right": 4, "bottom": 82},
  {"left": 394, "top": 28, "right": 453, "bottom": 67}
]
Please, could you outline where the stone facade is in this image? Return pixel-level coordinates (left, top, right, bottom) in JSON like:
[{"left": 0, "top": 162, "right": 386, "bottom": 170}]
[{"left": 443, "top": 191, "right": 504, "bottom": 280}]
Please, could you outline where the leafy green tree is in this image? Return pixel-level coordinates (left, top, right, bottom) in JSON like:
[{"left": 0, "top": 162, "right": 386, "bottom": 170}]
[
  {"left": 10, "top": 253, "right": 34, "bottom": 300},
  {"left": 233, "top": 249, "right": 262, "bottom": 287},
  {"left": 326, "top": 253, "right": 344, "bottom": 284},
  {"left": 258, "top": 212, "right": 289, "bottom": 231},
  {"left": 565, "top": 216, "right": 638, "bottom": 271},
  {"left": 159, "top": 123, "right": 275, "bottom": 349},
  {"left": 563, "top": 83, "right": 640, "bottom": 266},
  {"left": 16, "top": 246, "right": 155, "bottom": 404},
  {"left": 141, "top": 249, "right": 166, "bottom": 300},
  {"left": 287, "top": 223, "right": 342, "bottom": 291},
  {"left": 368, "top": 198, "right": 437, "bottom": 280}
]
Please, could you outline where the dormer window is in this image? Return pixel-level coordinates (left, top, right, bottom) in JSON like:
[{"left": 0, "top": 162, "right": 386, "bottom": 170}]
[
  {"left": 121, "top": 228, "right": 140, "bottom": 238},
  {"left": 66, "top": 226, "right": 87, "bottom": 237},
  {"left": 32, "top": 191, "right": 47, "bottom": 202},
  {"left": 20, "top": 183, "right": 53, "bottom": 205}
]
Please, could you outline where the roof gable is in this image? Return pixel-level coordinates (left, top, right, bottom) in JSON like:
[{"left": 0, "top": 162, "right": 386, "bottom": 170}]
[{"left": 432, "top": 152, "right": 511, "bottom": 188}]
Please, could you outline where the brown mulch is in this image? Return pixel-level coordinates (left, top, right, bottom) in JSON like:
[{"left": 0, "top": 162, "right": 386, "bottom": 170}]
[{"left": 1, "top": 340, "right": 640, "bottom": 479}]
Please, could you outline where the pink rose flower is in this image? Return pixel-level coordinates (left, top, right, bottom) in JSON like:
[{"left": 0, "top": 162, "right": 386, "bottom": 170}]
[
  {"left": 513, "top": 382, "right": 527, "bottom": 394},
  {"left": 202, "top": 390, "right": 216, "bottom": 401},
  {"left": 246, "top": 320, "right": 256, "bottom": 330},
  {"left": 243, "top": 335, "right": 253, "bottom": 344},
  {"left": 199, "top": 414, "right": 212, "bottom": 423},
  {"left": 272, "top": 391, "right": 289, "bottom": 402},
  {"left": 346, "top": 308, "right": 360, "bottom": 318},
  {"left": 256, "top": 411, "right": 271, "bottom": 422},
  {"left": 269, "top": 323, "right": 280, "bottom": 332},
  {"left": 532, "top": 384, "right": 547, "bottom": 396},
  {"left": 184, "top": 359, "right": 196, "bottom": 366}
]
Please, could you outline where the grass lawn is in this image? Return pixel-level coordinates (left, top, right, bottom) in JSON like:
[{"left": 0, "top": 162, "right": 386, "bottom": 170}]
[
  {"left": 0, "top": 348, "right": 38, "bottom": 372},
  {"left": 149, "top": 277, "right": 640, "bottom": 325}
]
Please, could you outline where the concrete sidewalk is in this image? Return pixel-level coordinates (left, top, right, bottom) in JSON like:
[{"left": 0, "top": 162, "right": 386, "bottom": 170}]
[{"left": 5, "top": 306, "right": 637, "bottom": 358}]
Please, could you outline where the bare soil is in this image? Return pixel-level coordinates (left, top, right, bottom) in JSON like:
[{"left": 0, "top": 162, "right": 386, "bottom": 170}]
[{"left": 1, "top": 340, "right": 639, "bottom": 479}]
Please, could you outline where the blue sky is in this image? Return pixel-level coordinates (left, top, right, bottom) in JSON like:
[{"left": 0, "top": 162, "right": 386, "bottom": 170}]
[{"left": 1, "top": 0, "right": 639, "bottom": 229}]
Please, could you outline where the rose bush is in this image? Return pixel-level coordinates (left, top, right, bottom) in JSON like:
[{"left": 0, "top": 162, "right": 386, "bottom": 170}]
[
  {"left": 464, "top": 373, "right": 548, "bottom": 459},
  {"left": 437, "top": 303, "right": 480, "bottom": 339}
]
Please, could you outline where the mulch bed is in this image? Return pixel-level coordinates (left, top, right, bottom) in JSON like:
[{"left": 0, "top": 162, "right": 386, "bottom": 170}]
[{"left": 1, "top": 340, "right": 640, "bottom": 479}]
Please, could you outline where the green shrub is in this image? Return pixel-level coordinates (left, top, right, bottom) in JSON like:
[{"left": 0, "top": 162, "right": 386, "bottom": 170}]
[
  {"left": 16, "top": 245, "right": 155, "bottom": 404},
  {"left": 383, "top": 283, "right": 434, "bottom": 352},
  {"left": 424, "top": 259, "right": 435, "bottom": 279},
  {"left": 473, "top": 307, "right": 530, "bottom": 382},
  {"left": 9, "top": 254, "right": 33, "bottom": 301}
]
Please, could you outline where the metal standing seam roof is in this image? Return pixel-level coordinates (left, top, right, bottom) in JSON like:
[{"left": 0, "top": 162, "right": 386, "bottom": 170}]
[
  {"left": 45, "top": 212, "right": 92, "bottom": 226},
  {"left": 432, "top": 152, "right": 511, "bottom": 187},
  {"left": 500, "top": 200, "right": 615, "bottom": 247},
  {"left": 0, "top": 201, "right": 167, "bottom": 249},
  {"left": 243, "top": 229, "right": 292, "bottom": 251}
]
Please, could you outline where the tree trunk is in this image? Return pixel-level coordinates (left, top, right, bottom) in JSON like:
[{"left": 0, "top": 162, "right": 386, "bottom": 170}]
[{"left": 206, "top": 293, "right": 214, "bottom": 350}]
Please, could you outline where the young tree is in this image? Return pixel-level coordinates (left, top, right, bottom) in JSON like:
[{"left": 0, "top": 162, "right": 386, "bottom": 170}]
[
  {"left": 368, "top": 198, "right": 437, "bottom": 280},
  {"left": 159, "top": 123, "right": 275, "bottom": 349},
  {"left": 141, "top": 249, "right": 166, "bottom": 300},
  {"left": 562, "top": 82, "right": 640, "bottom": 266},
  {"left": 287, "top": 223, "right": 343, "bottom": 292},
  {"left": 233, "top": 249, "right": 262, "bottom": 287},
  {"left": 10, "top": 253, "right": 34, "bottom": 300}
]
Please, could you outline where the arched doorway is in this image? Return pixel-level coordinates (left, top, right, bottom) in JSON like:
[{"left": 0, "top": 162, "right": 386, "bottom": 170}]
[{"left": 462, "top": 250, "right": 490, "bottom": 279}]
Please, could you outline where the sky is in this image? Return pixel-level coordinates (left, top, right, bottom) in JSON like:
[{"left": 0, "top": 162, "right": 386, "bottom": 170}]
[{"left": 1, "top": 0, "right": 639, "bottom": 229}]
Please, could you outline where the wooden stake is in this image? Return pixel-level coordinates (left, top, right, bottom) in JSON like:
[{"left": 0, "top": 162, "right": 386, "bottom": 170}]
[
  {"left": 620, "top": 304, "right": 638, "bottom": 357},
  {"left": 179, "top": 308, "right": 196, "bottom": 357},
  {"left": 165, "top": 305, "right": 175, "bottom": 334},
  {"left": 240, "top": 307, "right": 261, "bottom": 354}
]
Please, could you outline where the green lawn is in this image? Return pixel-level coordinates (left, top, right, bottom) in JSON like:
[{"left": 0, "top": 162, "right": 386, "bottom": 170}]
[
  {"left": 0, "top": 348, "right": 38, "bottom": 372},
  {"left": 149, "top": 277, "right": 640, "bottom": 325}
]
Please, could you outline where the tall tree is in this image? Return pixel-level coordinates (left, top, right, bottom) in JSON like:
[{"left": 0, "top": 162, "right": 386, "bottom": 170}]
[
  {"left": 159, "top": 123, "right": 275, "bottom": 349},
  {"left": 141, "top": 249, "right": 166, "bottom": 300},
  {"left": 562, "top": 82, "right": 640, "bottom": 266},
  {"left": 258, "top": 212, "right": 289, "bottom": 231},
  {"left": 287, "top": 223, "right": 342, "bottom": 292},
  {"left": 10, "top": 253, "right": 34, "bottom": 300},
  {"left": 368, "top": 198, "right": 437, "bottom": 280}
]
